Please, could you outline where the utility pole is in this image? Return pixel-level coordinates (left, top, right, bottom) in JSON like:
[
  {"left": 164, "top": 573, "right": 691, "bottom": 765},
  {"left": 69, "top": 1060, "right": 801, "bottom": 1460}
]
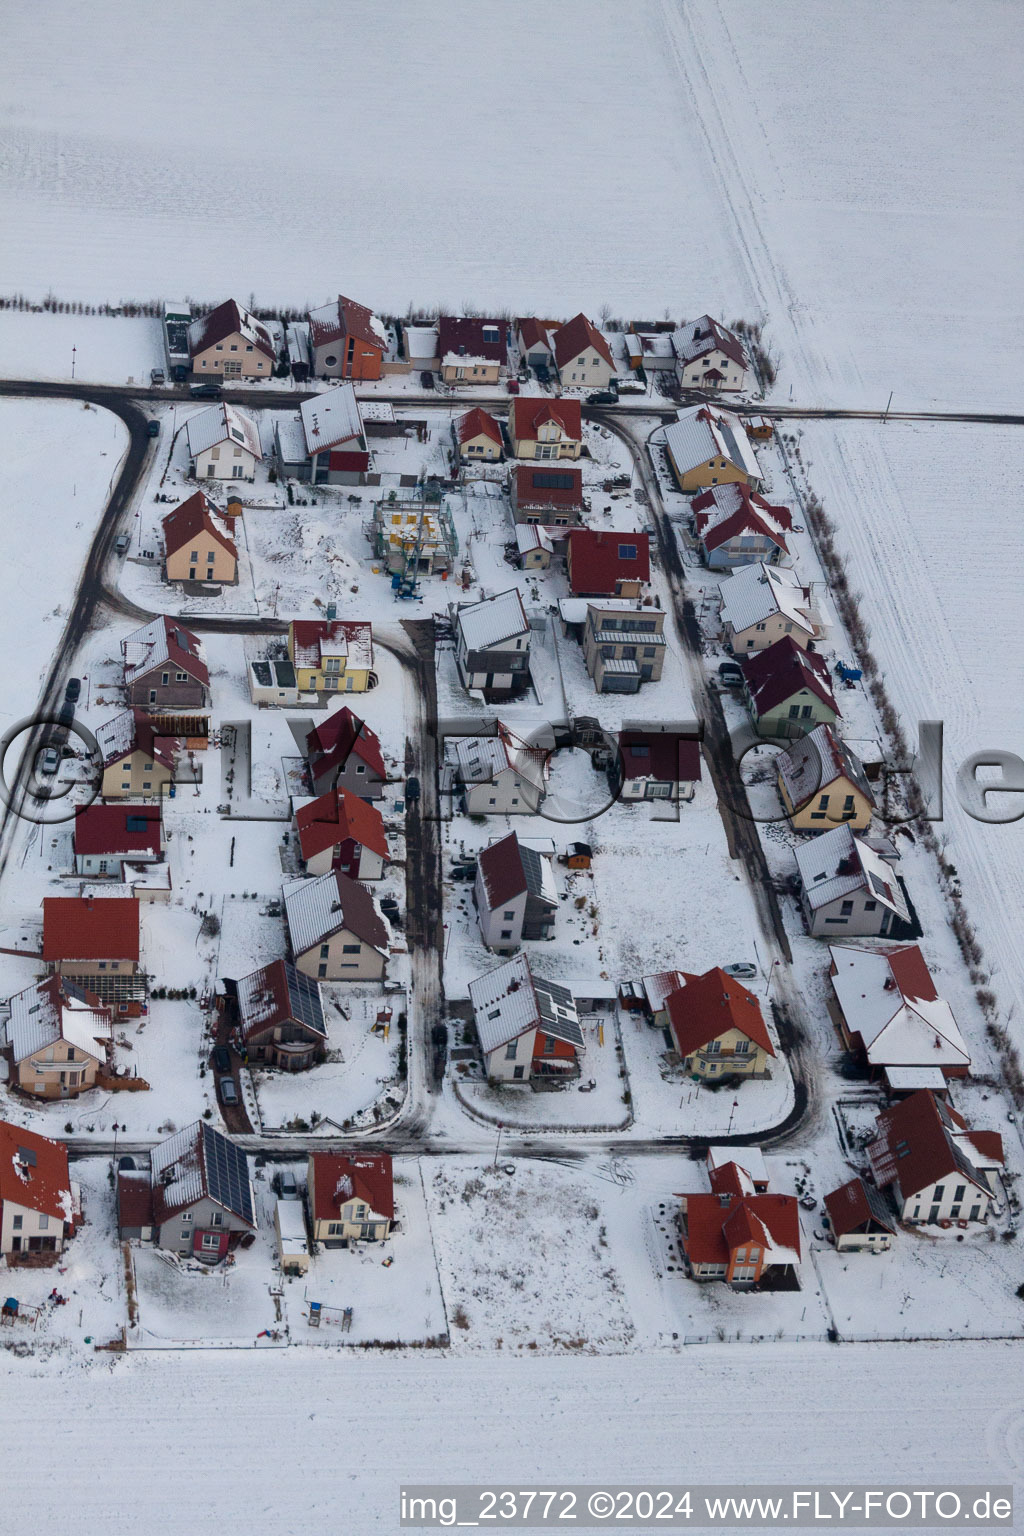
[
  {"left": 71, "top": 345, "right": 76, "bottom": 380},
  {"left": 492, "top": 1121, "right": 504, "bottom": 1168},
  {"left": 883, "top": 390, "right": 893, "bottom": 422}
]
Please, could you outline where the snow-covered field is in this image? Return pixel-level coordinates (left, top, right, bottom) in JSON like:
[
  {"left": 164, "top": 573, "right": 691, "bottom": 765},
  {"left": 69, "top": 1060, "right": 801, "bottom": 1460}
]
[{"left": 2, "top": 1, "right": 1021, "bottom": 409}]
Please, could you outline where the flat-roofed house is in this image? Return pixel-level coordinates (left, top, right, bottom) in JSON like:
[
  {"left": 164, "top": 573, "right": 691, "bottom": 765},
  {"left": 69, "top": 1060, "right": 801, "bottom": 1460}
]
[{"left": 582, "top": 601, "right": 666, "bottom": 693}]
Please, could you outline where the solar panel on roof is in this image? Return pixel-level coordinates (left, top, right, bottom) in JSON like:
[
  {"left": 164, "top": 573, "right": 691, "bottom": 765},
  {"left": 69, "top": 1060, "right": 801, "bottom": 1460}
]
[
  {"left": 284, "top": 962, "right": 327, "bottom": 1036},
  {"left": 125, "top": 816, "right": 149, "bottom": 832},
  {"left": 201, "top": 1123, "right": 254, "bottom": 1225}
]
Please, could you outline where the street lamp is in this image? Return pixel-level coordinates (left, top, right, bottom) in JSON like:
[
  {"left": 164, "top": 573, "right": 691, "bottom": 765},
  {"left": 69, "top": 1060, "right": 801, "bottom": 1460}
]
[
  {"left": 727, "top": 1098, "right": 739, "bottom": 1135},
  {"left": 492, "top": 1121, "right": 504, "bottom": 1169}
]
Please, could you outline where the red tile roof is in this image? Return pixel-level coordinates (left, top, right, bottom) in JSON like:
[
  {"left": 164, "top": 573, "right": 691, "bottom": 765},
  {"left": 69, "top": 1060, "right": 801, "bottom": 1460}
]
[
  {"left": 42, "top": 896, "right": 140, "bottom": 963},
  {"left": 513, "top": 464, "right": 584, "bottom": 510},
  {"left": 0, "top": 1120, "right": 73, "bottom": 1224},
  {"left": 682, "top": 1191, "right": 800, "bottom": 1266},
  {"left": 74, "top": 803, "right": 162, "bottom": 858},
  {"left": 97, "top": 709, "right": 183, "bottom": 771},
  {"left": 666, "top": 967, "right": 775, "bottom": 1059},
  {"left": 477, "top": 832, "right": 528, "bottom": 908},
  {"left": 618, "top": 730, "right": 702, "bottom": 785},
  {"left": 308, "top": 294, "right": 386, "bottom": 353},
  {"left": 117, "top": 1169, "right": 155, "bottom": 1231},
  {"left": 305, "top": 707, "right": 386, "bottom": 782},
  {"left": 310, "top": 1151, "right": 394, "bottom": 1221},
  {"left": 567, "top": 529, "right": 650, "bottom": 595},
  {"left": 516, "top": 317, "right": 551, "bottom": 352},
  {"left": 691, "top": 483, "right": 792, "bottom": 556},
  {"left": 868, "top": 1090, "right": 1003, "bottom": 1202},
  {"left": 162, "top": 491, "right": 238, "bottom": 561},
  {"left": 456, "top": 407, "right": 503, "bottom": 447},
  {"left": 437, "top": 316, "right": 506, "bottom": 363},
  {"left": 885, "top": 945, "right": 939, "bottom": 1004},
  {"left": 675, "top": 315, "right": 748, "bottom": 371},
  {"left": 188, "top": 299, "right": 275, "bottom": 360},
  {"left": 296, "top": 787, "right": 389, "bottom": 863},
  {"left": 740, "top": 636, "right": 839, "bottom": 719},
  {"left": 824, "top": 1177, "right": 896, "bottom": 1238},
  {"left": 510, "top": 397, "right": 582, "bottom": 445},
  {"left": 552, "top": 312, "right": 615, "bottom": 372},
  {"left": 289, "top": 619, "right": 373, "bottom": 672}
]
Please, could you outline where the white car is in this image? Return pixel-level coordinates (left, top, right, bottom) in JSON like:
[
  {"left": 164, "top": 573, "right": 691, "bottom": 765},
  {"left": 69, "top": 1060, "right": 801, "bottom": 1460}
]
[{"left": 724, "top": 962, "right": 757, "bottom": 980}]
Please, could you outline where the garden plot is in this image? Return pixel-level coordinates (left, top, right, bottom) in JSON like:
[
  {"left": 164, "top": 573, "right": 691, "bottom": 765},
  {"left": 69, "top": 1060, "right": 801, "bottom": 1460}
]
[
  {"left": 250, "top": 992, "right": 404, "bottom": 1133},
  {"left": 425, "top": 1158, "right": 636, "bottom": 1354}
]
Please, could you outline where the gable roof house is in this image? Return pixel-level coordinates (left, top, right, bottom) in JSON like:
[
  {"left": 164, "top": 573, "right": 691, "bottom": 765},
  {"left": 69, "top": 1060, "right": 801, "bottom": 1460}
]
[
  {"left": 230, "top": 958, "right": 327, "bottom": 1071},
  {"left": 663, "top": 405, "right": 762, "bottom": 493},
  {"left": 454, "top": 587, "right": 532, "bottom": 697},
  {"left": 0, "top": 1121, "right": 77, "bottom": 1257},
  {"left": 453, "top": 722, "right": 547, "bottom": 815},
  {"left": 691, "top": 482, "right": 792, "bottom": 569},
  {"left": 776, "top": 723, "right": 875, "bottom": 833},
  {"left": 679, "top": 1154, "right": 801, "bottom": 1287},
  {"left": 515, "top": 317, "right": 555, "bottom": 367},
  {"left": 795, "top": 824, "right": 910, "bottom": 939},
  {"left": 469, "top": 953, "right": 583, "bottom": 1083},
  {"left": 308, "top": 1152, "right": 395, "bottom": 1244},
  {"left": 148, "top": 1121, "right": 256, "bottom": 1261},
  {"left": 305, "top": 707, "right": 387, "bottom": 799},
  {"left": 567, "top": 529, "right": 651, "bottom": 598},
  {"left": 720, "top": 561, "right": 822, "bottom": 654},
  {"left": 740, "top": 636, "right": 839, "bottom": 740},
  {"left": 162, "top": 490, "right": 238, "bottom": 585},
  {"left": 582, "top": 600, "right": 666, "bottom": 693},
  {"left": 551, "top": 312, "right": 616, "bottom": 390},
  {"left": 514, "top": 524, "right": 558, "bottom": 569},
  {"left": 824, "top": 1177, "right": 897, "bottom": 1252},
  {"left": 474, "top": 832, "right": 558, "bottom": 952},
  {"left": 308, "top": 294, "right": 388, "bottom": 381},
  {"left": 615, "top": 728, "right": 702, "bottom": 803},
  {"left": 42, "top": 895, "right": 142, "bottom": 1006},
  {"left": 96, "top": 709, "right": 184, "bottom": 801},
  {"left": 673, "top": 315, "right": 751, "bottom": 391},
  {"left": 511, "top": 464, "right": 586, "bottom": 526},
  {"left": 288, "top": 619, "right": 374, "bottom": 695},
  {"left": 284, "top": 870, "right": 391, "bottom": 982},
  {"left": 867, "top": 1090, "right": 1003, "bottom": 1226},
  {"left": 295, "top": 786, "right": 389, "bottom": 879},
  {"left": 453, "top": 406, "right": 503, "bottom": 464},
  {"left": 274, "top": 384, "right": 370, "bottom": 485},
  {"left": 74, "top": 802, "right": 164, "bottom": 879},
  {"left": 509, "top": 397, "right": 583, "bottom": 461},
  {"left": 5, "top": 975, "right": 113, "bottom": 1099},
  {"left": 437, "top": 316, "right": 507, "bottom": 385},
  {"left": 828, "top": 944, "right": 971, "bottom": 1083},
  {"left": 122, "top": 615, "right": 210, "bottom": 711},
  {"left": 186, "top": 402, "right": 263, "bottom": 482},
  {"left": 187, "top": 299, "right": 276, "bottom": 378},
  {"left": 663, "top": 967, "right": 776, "bottom": 1080}
]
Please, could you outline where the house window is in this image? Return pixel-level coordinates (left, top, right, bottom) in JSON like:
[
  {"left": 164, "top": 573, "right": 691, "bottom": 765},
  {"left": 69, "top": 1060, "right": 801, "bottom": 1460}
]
[
  {"left": 542, "top": 1036, "right": 555, "bottom": 1055},
  {"left": 840, "top": 900, "right": 854, "bottom": 915},
  {"left": 210, "top": 1211, "right": 223, "bottom": 1227},
  {"left": 502, "top": 910, "right": 515, "bottom": 920},
  {"left": 320, "top": 944, "right": 330, "bottom": 958},
  {"left": 704, "top": 1040, "right": 720, "bottom": 1055},
  {"left": 38, "top": 1214, "right": 48, "bottom": 1230},
  {"left": 342, "top": 944, "right": 360, "bottom": 954},
  {"left": 161, "top": 672, "right": 169, "bottom": 685},
  {"left": 12, "top": 1215, "right": 22, "bottom": 1230},
  {"left": 734, "top": 1038, "right": 750, "bottom": 1054},
  {"left": 201, "top": 1232, "right": 221, "bottom": 1251},
  {"left": 504, "top": 1041, "right": 518, "bottom": 1060},
  {"left": 500, "top": 930, "right": 512, "bottom": 940},
  {"left": 327, "top": 1222, "right": 344, "bottom": 1236}
]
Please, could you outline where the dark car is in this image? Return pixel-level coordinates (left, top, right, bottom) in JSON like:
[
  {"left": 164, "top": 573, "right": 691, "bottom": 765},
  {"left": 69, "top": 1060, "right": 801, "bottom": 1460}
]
[
  {"left": 420, "top": 370, "right": 434, "bottom": 390},
  {"left": 64, "top": 677, "right": 82, "bottom": 703},
  {"left": 57, "top": 701, "right": 75, "bottom": 728},
  {"left": 450, "top": 861, "right": 478, "bottom": 882},
  {"left": 147, "top": 420, "right": 160, "bottom": 438},
  {"left": 212, "top": 1045, "right": 231, "bottom": 1073},
  {"left": 534, "top": 363, "right": 551, "bottom": 385},
  {"left": 190, "top": 383, "right": 223, "bottom": 399},
  {"left": 218, "top": 1075, "right": 238, "bottom": 1106},
  {"left": 717, "top": 660, "right": 745, "bottom": 686},
  {"left": 405, "top": 775, "right": 421, "bottom": 803},
  {"left": 586, "top": 389, "right": 618, "bottom": 406}
]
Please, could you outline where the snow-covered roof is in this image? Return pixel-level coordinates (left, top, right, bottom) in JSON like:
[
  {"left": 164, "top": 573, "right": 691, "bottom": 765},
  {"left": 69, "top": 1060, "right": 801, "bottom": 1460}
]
[
  {"left": 719, "top": 561, "right": 817, "bottom": 637},
  {"left": 405, "top": 325, "right": 438, "bottom": 360},
  {"left": 290, "top": 619, "right": 373, "bottom": 672},
  {"left": 829, "top": 945, "right": 970, "bottom": 1071},
  {"left": 300, "top": 384, "right": 364, "bottom": 455},
  {"left": 453, "top": 723, "right": 546, "bottom": 792},
  {"left": 186, "top": 403, "right": 262, "bottom": 461},
  {"left": 777, "top": 724, "right": 874, "bottom": 811},
  {"left": 795, "top": 823, "right": 909, "bottom": 919},
  {"left": 672, "top": 315, "right": 748, "bottom": 370},
  {"left": 456, "top": 588, "right": 530, "bottom": 651},
  {"left": 276, "top": 1198, "right": 308, "bottom": 1253},
  {"left": 664, "top": 405, "right": 761, "bottom": 480},
  {"left": 707, "top": 1145, "right": 768, "bottom": 1187},
  {"left": 121, "top": 615, "right": 209, "bottom": 688},
  {"left": 284, "top": 870, "right": 390, "bottom": 958},
  {"left": 285, "top": 320, "right": 311, "bottom": 367},
  {"left": 150, "top": 1121, "right": 255, "bottom": 1227},
  {"left": 187, "top": 299, "right": 275, "bottom": 361},
  {"left": 6, "top": 975, "right": 111, "bottom": 1065},
  {"left": 627, "top": 329, "right": 676, "bottom": 360},
  {"left": 516, "top": 525, "right": 555, "bottom": 556},
  {"left": 236, "top": 958, "right": 327, "bottom": 1043},
  {"left": 468, "top": 953, "right": 582, "bottom": 1054}
]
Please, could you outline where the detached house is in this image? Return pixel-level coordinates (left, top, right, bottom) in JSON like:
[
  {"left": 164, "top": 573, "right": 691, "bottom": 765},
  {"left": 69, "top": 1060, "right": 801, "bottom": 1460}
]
[
  {"left": 740, "top": 637, "right": 839, "bottom": 740},
  {"left": 795, "top": 824, "right": 909, "bottom": 938},
  {"left": 867, "top": 1090, "right": 1003, "bottom": 1226},
  {"left": 776, "top": 724, "right": 875, "bottom": 833},
  {"left": 288, "top": 619, "right": 374, "bottom": 695},
  {"left": 96, "top": 710, "right": 183, "bottom": 801},
  {"left": 188, "top": 299, "right": 276, "bottom": 378},
  {"left": 284, "top": 870, "right": 391, "bottom": 981},
  {"left": 454, "top": 587, "right": 531, "bottom": 696},
  {"left": 551, "top": 312, "right": 616, "bottom": 390},
  {"left": 509, "top": 397, "right": 582, "bottom": 461},
  {"left": 437, "top": 316, "right": 507, "bottom": 385},
  {"left": 662, "top": 967, "right": 775, "bottom": 1079},
  {"left": 673, "top": 315, "right": 751, "bottom": 392},
  {"left": 74, "top": 802, "right": 164, "bottom": 879},
  {"left": 0, "top": 1122, "right": 77, "bottom": 1259},
  {"left": 162, "top": 491, "right": 238, "bottom": 585},
  {"left": 720, "top": 562, "right": 821, "bottom": 654},
  {"left": 515, "top": 317, "right": 554, "bottom": 368},
  {"left": 615, "top": 729, "right": 702, "bottom": 803},
  {"left": 42, "top": 896, "right": 141, "bottom": 1008},
  {"left": 307, "top": 1152, "right": 394, "bottom": 1244},
  {"left": 680, "top": 1152, "right": 801, "bottom": 1287},
  {"left": 186, "top": 403, "right": 262, "bottom": 482},
  {"left": 691, "top": 482, "right": 791, "bottom": 569},
  {"left": 663, "top": 405, "right": 762, "bottom": 492},
  {"left": 453, "top": 407, "right": 503, "bottom": 463},
  {"left": 828, "top": 944, "right": 971, "bottom": 1082},
  {"left": 274, "top": 385, "right": 369, "bottom": 485},
  {"left": 454, "top": 723, "right": 547, "bottom": 815},
  {"left": 474, "top": 832, "right": 558, "bottom": 952},
  {"left": 511, "top": 464, "right": 585, "bottom": 526},
  {"left": 469, "top": 953, "right": 583, "bottom": 1083},
  {"left": 305, "top": 707, "right": 387, "bottom": 800},
  {"left": 308, "top": 294, "right": 387, "bottom": 380},
  {"left": 582, "top": 601, "right": 666, "bottom": 693},
  {"left": 146, "top": 1121, "right": 257, "bottom": 1260},
  {"left": 122, "top": 615, "right": 209, "bottom": 711},
  {"left": 295, "top": 787, "right": 389, "bottom": 878},
  {"left": 231, "top": 958, "right": 327, "bottom": 1071},
  {"left": 567, "top": 529, "right": 650, "bottom": 598},
  {"left": 824, "top": 1178, "right": 896, "bottom": 1252},
  {"left": 5, "top": 975, "right": 112, "bottom": 1099}
]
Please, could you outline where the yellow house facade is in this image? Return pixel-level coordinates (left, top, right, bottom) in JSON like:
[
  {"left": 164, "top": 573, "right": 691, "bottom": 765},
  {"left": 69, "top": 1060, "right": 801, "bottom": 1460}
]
[
  {"left": 779, "top": 768, "right": 874, "bottom": 833},
  {"left": 13, "top": 1036, "right": 104, "bottom": 1099},
  {"left": 287, "top": 620, "right": 374, "bottom": 695},
  {"left": 102, "top": 749, "right": 174, "bottom": 801},
  {"left": 662, "top": 967, "right": 775, "bottom": 1080},
  {"left": 776, "top": 724, "right": 875, "bottom": 833}
]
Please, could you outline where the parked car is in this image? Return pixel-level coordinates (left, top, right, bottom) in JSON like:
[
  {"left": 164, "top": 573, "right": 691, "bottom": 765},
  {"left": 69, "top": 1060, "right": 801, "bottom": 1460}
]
[
  {"left": 450, "top": 862, "right": 477, "bottom": 881},
  {"left": 420, "top": 371, "right": 434, "bottom": 390},
  {"left": 278, "top": 1169, "right": 299, "bottom": 1200},
  {"left": 717, "top": 660, "right": 745, "bottom": 686},
  {"left": 587, "top": 389, "right": 618, "bottom": 406},
  {"left": 218, "top": 1076, "right": 238, "bottom": 1106},
  {"left": 534, "top": 363, "right": 550, "bottom": 385},
  {"left": 506, "top": 377, "right": 520, "bottom": 394},
  {"left": 405, "top": 775, "right": 421, "bottom": 804},
  {"left": 147, "top": 420, "right": 160, "bottom": 438},
  {"left": 57, "top": 701, "right": 75, "bottom": 728},
  {"left": 39, "top": 746, "right": 60, "bottom": 777},
  {"left": 724, "top": 962, "right": 758, "bottom": 980},
  {"left": 190, "top": 383, "right": 222, "bottom": 399},
  {"left": 211, "top": 1045, "right": 231, "bottom": 1073},
  {"left": 150, "top": 368, "right": 166, "bottom": 385},
  {"left": 171, "top": 364, "right": 190, "bottom": 383},
  {"left": 114, "top": 535, "right": 130, "bottom": 555},
  {"left": 64, "top": 677, "right": 82, "bottom": 704}
]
